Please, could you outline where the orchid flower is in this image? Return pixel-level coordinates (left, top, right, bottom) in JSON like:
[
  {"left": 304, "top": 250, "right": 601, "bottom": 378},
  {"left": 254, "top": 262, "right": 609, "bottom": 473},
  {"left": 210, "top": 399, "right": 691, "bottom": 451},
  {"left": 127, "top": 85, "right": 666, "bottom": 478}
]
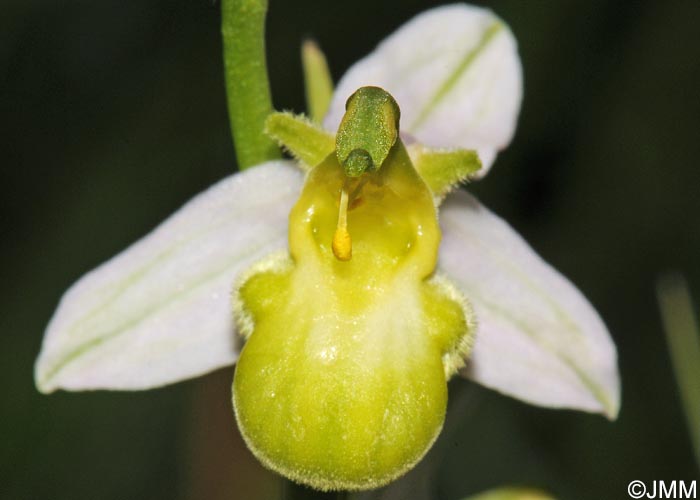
[{"left": 34, "top": 3, "right": 620, "bottom": 492}]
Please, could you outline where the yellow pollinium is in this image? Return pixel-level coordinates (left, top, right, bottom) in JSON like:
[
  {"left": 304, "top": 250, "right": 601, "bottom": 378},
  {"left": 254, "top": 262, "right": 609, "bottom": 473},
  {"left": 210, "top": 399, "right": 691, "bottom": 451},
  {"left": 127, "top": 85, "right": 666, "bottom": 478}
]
[
  {"left": 331, "top": 226, "right": 352, "bottom": 261},
  {"left": 232, "top": 138, "right": 474, "bottom": 491},
  {"left": 331, "top": 183, "right": 352, "bottom": 261}
]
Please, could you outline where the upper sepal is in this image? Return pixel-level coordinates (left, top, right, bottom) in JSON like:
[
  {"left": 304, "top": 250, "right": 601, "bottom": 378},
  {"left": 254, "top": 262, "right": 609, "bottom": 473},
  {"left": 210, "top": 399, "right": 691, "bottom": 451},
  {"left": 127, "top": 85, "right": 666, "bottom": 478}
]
[{"left": 325, "top": 4, "right": 522, "bottom": 177}]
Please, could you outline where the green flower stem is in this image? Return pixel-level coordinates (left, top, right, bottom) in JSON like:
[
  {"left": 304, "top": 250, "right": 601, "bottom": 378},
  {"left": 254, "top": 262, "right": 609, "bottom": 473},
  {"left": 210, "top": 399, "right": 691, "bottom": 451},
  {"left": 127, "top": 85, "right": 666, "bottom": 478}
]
[
  {"left": 656, "top": 273, "right": 700, "bottom": 470},
  {"left": 222, "top": 0, "right": 280, "bottom": 170}
]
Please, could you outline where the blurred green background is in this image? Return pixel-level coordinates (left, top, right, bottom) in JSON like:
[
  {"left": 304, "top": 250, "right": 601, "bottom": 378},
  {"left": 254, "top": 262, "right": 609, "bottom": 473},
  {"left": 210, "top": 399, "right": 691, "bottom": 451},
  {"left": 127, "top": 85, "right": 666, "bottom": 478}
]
[{"left": 3, "top": 0, "right": 699, "bottom": 498}]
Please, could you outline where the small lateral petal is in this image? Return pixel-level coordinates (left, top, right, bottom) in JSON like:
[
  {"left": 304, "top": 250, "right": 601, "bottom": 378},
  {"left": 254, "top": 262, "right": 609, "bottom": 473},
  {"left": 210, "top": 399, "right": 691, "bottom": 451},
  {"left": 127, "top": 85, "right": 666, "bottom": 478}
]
[
  {"left": 408, "top": 144, "right": 482, "bottom": 201},
  {"left": 439, "top": 191, "right": 620, "bottom": 418},
  {"left": 325, "top": 4, "right": 522, "bottom": 176},
  {"left": 265, "top": 112, "right": 335, "bottom": 170},
  {"left": 35, "top": 161, "right": 303, "bottom": 393}
]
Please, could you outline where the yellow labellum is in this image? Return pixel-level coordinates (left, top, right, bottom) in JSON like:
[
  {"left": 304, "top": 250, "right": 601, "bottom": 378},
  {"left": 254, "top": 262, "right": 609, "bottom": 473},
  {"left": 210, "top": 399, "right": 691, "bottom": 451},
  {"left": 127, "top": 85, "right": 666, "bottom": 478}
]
[{"left": 232, "top": 87, "right": 474, "bottom": 491}]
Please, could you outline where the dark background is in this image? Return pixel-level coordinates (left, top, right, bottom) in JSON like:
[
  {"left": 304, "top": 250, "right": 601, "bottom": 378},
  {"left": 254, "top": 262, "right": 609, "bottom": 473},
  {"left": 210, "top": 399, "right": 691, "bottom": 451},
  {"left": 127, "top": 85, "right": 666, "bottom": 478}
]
[{"left": 3, "top": 0, "right": 699, "bottom": 498}]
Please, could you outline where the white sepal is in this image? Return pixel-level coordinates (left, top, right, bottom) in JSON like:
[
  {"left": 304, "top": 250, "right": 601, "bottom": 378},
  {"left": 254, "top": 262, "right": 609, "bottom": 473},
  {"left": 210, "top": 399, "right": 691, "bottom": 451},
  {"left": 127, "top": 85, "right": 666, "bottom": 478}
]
[
  {"left": 439, "top": 191, "right": 620, "bottom": 418},
  {"left": 35, "top": 161, "right": 303, "bottom": 393}
]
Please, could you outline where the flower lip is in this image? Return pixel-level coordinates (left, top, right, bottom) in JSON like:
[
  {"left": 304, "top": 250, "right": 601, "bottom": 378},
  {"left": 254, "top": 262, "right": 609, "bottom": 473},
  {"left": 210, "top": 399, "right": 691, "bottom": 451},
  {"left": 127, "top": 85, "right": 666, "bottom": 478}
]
[{"left": 232, "top": 120, "right": 475, "bottom": 490}]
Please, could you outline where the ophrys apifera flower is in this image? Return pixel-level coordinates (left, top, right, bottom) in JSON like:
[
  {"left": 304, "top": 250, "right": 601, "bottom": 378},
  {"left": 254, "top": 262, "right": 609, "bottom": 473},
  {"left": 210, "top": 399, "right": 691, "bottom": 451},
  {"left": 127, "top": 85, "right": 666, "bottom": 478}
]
[{"left": 35, "top": 3, "right": 620, "bottom": 491}]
